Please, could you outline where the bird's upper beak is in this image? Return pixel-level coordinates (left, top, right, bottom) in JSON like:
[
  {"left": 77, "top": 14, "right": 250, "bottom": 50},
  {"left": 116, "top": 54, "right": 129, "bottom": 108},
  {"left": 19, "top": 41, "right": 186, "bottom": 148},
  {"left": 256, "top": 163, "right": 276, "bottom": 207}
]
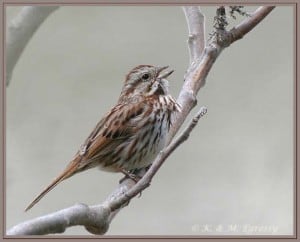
[{"left": 157, "top": 66, "right": 174, "bottom": 79}]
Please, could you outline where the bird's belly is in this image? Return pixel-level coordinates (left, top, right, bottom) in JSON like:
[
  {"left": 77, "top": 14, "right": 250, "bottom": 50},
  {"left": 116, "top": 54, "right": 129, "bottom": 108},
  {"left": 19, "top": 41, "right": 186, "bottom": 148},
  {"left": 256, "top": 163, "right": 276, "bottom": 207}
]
[
  {"left": 123, "top": 130, "right": 167, "bottom": 171},
  {"left": 99, "top": 120, "right": 168, "bottom": 172}
]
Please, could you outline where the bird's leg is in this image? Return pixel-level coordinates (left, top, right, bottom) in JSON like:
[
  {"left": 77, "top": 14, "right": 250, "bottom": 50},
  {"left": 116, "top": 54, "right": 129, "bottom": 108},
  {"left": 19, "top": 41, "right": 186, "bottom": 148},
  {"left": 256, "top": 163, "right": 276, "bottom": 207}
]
[{"left": 119, "top": 168, "right": 141, "bottom": 183}]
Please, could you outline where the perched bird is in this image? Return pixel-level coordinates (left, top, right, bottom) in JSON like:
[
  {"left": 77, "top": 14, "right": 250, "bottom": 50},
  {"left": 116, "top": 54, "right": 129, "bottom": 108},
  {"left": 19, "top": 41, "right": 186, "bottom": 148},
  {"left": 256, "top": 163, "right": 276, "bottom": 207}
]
[{"left": 25, "top": 65, "right": 180, "bottom": 211}]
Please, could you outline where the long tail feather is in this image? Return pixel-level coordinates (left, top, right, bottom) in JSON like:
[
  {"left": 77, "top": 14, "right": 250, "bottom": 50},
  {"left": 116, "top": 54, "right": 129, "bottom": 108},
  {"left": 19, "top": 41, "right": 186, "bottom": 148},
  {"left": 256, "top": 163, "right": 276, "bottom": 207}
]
[{"left": 25, "top": 159, "right": 80, "bottom": 212}]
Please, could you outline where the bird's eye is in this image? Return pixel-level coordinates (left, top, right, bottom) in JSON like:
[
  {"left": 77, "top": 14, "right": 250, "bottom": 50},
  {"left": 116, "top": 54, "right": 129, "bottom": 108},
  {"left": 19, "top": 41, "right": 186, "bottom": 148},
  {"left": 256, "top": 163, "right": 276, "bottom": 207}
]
[{"left": 141, "top": 73, "right": 150, "bottom": 81}]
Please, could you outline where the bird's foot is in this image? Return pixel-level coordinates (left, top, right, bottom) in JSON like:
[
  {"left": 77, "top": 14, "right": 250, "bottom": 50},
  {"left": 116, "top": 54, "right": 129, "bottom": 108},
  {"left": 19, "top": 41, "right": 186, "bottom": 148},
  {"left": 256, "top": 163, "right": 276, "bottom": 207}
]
[{"left": 119, "top": 169, "right": 142, "bottom": 184}]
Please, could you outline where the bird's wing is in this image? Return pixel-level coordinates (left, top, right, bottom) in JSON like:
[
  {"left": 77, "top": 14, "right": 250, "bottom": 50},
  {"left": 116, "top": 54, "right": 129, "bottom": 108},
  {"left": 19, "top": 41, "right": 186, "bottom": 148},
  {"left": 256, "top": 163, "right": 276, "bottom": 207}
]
[{"left": 75, "top": 101, "right": 146, "bottom": 170}]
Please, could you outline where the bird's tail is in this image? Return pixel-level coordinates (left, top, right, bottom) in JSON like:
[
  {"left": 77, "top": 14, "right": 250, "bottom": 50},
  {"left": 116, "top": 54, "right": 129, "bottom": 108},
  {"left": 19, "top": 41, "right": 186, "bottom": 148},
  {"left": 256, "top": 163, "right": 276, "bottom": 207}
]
[{"left": 25, "top": 158, "right": 81, "bottom": 212}]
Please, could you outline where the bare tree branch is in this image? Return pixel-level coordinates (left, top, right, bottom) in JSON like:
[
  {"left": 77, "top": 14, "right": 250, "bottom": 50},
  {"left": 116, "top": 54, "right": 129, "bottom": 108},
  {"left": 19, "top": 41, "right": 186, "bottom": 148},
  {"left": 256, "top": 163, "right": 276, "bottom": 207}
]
[
  {"left": 230, "top": 6, "right": 275, "bottom": 43},
  {"left": 170, "top": 6, "right": 275, "bottom": 142},
  {"left": 6, "top": 6, "right": 59, "bottom": 86},
  {"left": 6, "top": 203, "right": 111, "bottom": 235},
  {"left": 182, "top": 6, "right": 205, "bottom": 64},
  {"left": 7, "top": 5, "right": 275, "bottom": 235}
]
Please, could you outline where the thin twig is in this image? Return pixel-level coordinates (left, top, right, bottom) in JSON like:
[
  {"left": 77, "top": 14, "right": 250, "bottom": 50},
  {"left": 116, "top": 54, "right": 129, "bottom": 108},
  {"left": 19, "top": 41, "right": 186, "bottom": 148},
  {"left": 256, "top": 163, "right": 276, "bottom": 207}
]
[
  {"left": 182, "top": 6, "right": 205, "bottom": 64},
  {"left": 230, "top": 6, "right": 275, "bottom": 43}
]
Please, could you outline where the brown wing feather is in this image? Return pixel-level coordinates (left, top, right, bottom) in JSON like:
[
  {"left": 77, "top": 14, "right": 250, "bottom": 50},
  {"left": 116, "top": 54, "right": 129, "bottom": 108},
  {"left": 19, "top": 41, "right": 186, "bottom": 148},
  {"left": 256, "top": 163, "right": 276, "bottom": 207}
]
[{"left": 76, "top": 102, "right": 144, "bottom": 169}]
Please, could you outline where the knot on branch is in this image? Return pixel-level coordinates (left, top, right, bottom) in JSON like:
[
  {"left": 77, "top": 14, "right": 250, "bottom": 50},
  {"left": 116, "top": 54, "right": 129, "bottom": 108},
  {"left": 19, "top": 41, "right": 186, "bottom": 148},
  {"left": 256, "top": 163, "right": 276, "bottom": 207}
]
[
  {"left": 188, "top": 34, "right": 196, "bottom": 42},
  {"left": 215, "top": 30, "right": 233, "bottom": 47},
  {"left": 198, "top": 106, "right": 208, "bottom": 118},
  {"left": 83, "top": 204, "right": 111, "bottom": 235},
  {"left": 178, "top": 89, "right": 197, "bottom": 108},
  {"left": 209, "top": 5, "right": 250, "bottom": 48},
  {"left": 209, "top": 6, "right": 231, "bottom": 47}
]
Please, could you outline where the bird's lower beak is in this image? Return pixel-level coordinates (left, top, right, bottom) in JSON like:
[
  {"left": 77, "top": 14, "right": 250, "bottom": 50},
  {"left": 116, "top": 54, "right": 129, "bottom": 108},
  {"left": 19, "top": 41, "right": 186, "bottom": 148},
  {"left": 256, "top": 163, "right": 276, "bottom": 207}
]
[{"left": 157, "top": 66, "right": 174, "bottom": 79}]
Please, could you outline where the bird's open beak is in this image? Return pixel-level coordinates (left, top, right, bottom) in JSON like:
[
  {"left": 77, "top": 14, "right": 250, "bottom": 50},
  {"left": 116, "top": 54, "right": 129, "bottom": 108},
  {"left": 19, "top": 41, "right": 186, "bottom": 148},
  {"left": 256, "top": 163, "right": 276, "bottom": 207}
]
[{"left": 157, "top": 66, "right": 174, "bottom": 79}]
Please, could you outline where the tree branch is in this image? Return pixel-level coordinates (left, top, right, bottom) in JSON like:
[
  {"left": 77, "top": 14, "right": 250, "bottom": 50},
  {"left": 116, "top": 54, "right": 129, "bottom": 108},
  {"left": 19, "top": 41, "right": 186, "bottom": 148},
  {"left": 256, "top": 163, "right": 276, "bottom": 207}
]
[
  {"left": 6, "top": 203, "right": 111, "bottom": 235},
  {"left": 182, "top": 6, "right": 205, "bottom": 64},
  {"left": 230, "top": 6, "right": 275, "bottom": 43},
  {"left": 6, "top": 6, "right": 59, "bottom": 86},
  {"left": 170, "top": 6, "right": 275, "bottom": 142},
  {"left": 7, "top": 5, "right": 275, "bottom": 235}
]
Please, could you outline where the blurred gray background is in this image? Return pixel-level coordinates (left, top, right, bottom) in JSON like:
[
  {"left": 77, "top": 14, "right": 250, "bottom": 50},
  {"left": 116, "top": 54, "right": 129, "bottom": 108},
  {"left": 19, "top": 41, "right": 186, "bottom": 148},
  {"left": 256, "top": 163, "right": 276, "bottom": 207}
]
[{"left": 6, "top": 6, "right": 293, "bottom": 235}]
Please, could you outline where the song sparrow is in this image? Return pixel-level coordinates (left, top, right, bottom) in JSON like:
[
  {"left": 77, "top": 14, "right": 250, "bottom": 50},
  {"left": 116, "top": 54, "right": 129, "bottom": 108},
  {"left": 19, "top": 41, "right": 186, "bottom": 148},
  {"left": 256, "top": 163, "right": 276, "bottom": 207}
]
[{"left": 25, "top": 65, "right": 181, "bottom": 211}]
